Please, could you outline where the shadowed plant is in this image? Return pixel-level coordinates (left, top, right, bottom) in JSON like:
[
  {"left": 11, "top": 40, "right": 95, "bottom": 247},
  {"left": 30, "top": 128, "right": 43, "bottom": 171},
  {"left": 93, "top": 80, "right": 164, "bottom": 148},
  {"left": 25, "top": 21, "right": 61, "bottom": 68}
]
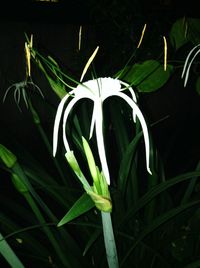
[{"left": 1, "top": 17, "right": 200, "bottom": 268}]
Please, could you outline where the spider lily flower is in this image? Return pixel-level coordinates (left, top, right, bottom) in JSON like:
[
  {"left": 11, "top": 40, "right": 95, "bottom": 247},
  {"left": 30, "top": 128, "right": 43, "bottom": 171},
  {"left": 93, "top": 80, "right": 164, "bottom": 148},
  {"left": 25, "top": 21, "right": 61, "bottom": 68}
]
[
  {"left": 3, "top": 79, "right": 44, "bottom": 111},
  {"left": 182, "top": 44, "right": 200, "bottom": 87},
  {"left": 53, "top": 77, "right": 152, "bottom": 185}
]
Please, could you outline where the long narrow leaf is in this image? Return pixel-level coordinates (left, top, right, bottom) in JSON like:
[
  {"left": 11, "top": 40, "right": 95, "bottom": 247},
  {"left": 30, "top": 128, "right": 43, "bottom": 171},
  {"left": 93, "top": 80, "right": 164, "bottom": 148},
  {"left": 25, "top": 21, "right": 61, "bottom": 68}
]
[
  {"left": 120, "top": 199, "right": 200, "bottom": 267},
  {"left": 0, "top": 232, "right": 25, "bottom": 268},
  {"left": 119, "top": 171, "right": 200, "bottom": 227},
  {"left": 58, "top": 192, "right": 94, "bottom": 227}
]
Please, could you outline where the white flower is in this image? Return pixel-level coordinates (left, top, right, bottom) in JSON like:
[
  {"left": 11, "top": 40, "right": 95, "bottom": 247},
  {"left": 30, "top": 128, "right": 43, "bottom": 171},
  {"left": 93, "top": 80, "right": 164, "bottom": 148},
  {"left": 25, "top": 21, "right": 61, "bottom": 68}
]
[{"left": 53, "top": 77, "right": 152, "bottom": 185}]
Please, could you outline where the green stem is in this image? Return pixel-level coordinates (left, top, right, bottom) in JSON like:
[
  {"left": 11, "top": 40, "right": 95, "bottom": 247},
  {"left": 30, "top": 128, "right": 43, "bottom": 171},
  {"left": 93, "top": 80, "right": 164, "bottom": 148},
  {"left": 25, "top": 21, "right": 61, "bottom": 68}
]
[
  {"left": 28, "top": 99, "right": 67, "bottom": 185},
  {"left": 101, "top": 212, "right": 119, "bottom": 268},
  {"left": 23, "top": 192, "right": 70, "bottom": 267},
  {"left": 11, "top": 163, "right": 70, "bottom": 267}
]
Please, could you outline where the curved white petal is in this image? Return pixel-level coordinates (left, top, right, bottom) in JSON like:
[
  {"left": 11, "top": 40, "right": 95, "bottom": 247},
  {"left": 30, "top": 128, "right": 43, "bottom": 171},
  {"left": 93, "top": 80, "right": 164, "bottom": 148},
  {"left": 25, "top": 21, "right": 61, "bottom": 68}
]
[
  {"left": 119, "top": 80, "right": 138, "bottom": 122},
  {"left": 89, "top": 105, "right": 96, "bottom": 139},
  {"left": 114, "top": 91, "right": 152, "bottom": 175},
  {"left": 120, "top": 80, "right": 137, "bottom": 102},
  {"left": 62, "top": 95, "right": 87, "bottom": 153},
  {"left": 94, "top": 98, "right": 111, "bottom": 185},
  {"left": 183, "top": 46, "right": 200, "bottom": 87},
  {"left": 182, "top": 44, "right": 200, "bottom": 80},
  {"left": 53, "top": 93, "right": 70, "bottom": 156}
]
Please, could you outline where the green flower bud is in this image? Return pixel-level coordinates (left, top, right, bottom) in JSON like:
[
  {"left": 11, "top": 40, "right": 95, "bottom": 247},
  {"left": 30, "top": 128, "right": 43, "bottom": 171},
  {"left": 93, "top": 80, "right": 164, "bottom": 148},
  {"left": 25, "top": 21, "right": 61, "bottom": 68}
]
[
  {"left": 65, "top": 150, "right": 82, "bottom": 176},
  {"left": 65, "top": 150, "right": 92, "bottom": 192},
  {"left": 0, "top": 144, "right": 17, "bottom": 168},
  {"left": 82, "top": 136, "right": 99, "bottom": 184},
  {"left": 11, "top": 173, "right": 28, "bottom": 193}
]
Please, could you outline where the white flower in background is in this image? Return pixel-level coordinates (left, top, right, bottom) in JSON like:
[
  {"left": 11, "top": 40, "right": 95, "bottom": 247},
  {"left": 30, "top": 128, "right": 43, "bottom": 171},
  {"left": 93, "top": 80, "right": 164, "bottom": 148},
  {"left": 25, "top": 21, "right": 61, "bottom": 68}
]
[
  {"left": 53, "top": 77, "right": 152, "bottom": 185},
  {"left": 182, "top": 44, "right": 200, "bottom": 87}
]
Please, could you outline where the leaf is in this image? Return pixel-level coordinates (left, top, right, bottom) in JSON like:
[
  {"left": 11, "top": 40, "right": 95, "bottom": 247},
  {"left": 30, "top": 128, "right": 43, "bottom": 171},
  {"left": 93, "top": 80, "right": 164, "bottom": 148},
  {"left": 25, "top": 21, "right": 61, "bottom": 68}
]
[
  {"left": 0, "top": 232, "right": 25, "bottom": 268},
  {"left": 123, "top": 60, "right": 173, "bottom": 93},
  {"left": 121, "top": 199, "right": 200, "bottom": 267},
  {"left": 119, "top": 171, "right": 200, "bottom": 227},
  {"left": 186, "top": 18, "right": 200, "bottom": 45},
  {"left": 57, "top": 192, "right": 94, "bottom": 226},
  {"left": 169, "top": 18, "right": 188, "bottom": 50},
  {"left": 169, "top": 18, "right": 200, "bottom": 50},
  {"left": 118, "top": 131, "right": 142, "bottom": 193},
  {"left": 195, "top": 76, "right": 200, "bottom": 95}
]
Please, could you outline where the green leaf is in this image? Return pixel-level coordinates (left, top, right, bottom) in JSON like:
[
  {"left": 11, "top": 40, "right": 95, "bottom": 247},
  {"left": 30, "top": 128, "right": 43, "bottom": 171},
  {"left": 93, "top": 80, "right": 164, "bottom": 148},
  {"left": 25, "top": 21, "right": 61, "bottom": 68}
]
[
  {"left": 0, "top": 232, "right": 25, "bottom": 268},
  {"left": 123, "top": 60, "right": 173, "bottom": 92},
  {"left": 169, "top": 18, "right": 188, "bottom": 50},
  {"left": 118, "top": 131, "right": 142, "bottom": 193},
  {"left": 57, "top": 192, "right": 95, "bottom": 226},
  {"left": 169, "top": 18, "right": 200, "bottom": 50},
  {"left": 121, "top": 199, "right": 200, "bottom": 267},
  {"left": 186, "top": 18, "right": 200, "bottom": 45},
  {"left": 119, "top": 171, "right": 200, "bottom": 227}
]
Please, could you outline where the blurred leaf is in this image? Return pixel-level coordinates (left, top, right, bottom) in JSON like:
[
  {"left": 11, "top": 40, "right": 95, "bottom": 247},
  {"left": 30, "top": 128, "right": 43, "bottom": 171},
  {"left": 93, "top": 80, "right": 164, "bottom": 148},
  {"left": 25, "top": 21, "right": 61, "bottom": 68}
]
[
  {"left": 169, "top": 18, "right": 188, "bottom": 50},
  {"left": 184, "top": 259, "right": 200, "bottom": 268},
  {"left": 118, "top": 131, "right": 142, "bottom": 193},
  {"left": 57, "top": 192, "right": 94, "bottom": 226},
  {"left": 119, "top": 171, "right": 200, "bottom": 227},
  {"left": 83, "top": 229, "right": 101, "bottom": 256},
  {"left": 169, "top": 18, "right": 200, "bottom": 50},
  {"left": 195, "top": 76, "right": 200, "bottom": 95},
  {"left": 121, "top": 199, "right": 200, "bottom": 267},
  {"left": 186, "top": 18, "right": 200, "bottom": 45},
  {"left": 123, "top": 60, "right": 173, "bottom": 92}
]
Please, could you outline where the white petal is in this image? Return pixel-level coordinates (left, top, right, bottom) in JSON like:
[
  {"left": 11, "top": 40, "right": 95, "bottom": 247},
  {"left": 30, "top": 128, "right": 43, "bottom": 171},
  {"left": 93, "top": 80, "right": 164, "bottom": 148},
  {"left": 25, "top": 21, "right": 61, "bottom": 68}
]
[
  {"left": 183, "top": 46, "right": 200, "bottom": 87},
  {"left": 94, "top": 98, "right": 111, "bottom": 185},
  {"left": 62, "top": 95, "right": 87, "bottom": 153},
  {"left": 114, "top": 92, "right": 152, "bottom": 175},
  {"left": 182, "top": 44, "right": 200, "bottom": 80},
  {"left": 119, "top": 80, "right": 138, "bottom": 122},
  {"left": 89, "top": 104, "right": 95, "bottom": 139},
  {"left": 53, "top": 93, "right": 70, "bottom": 156}
]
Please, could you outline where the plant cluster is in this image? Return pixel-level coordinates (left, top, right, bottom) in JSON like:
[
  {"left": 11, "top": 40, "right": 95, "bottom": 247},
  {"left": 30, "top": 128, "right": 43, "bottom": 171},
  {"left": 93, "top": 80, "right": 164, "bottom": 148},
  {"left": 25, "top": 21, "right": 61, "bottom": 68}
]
[{"left": 0, "top": 16, "right": 200, "bottom": 268}]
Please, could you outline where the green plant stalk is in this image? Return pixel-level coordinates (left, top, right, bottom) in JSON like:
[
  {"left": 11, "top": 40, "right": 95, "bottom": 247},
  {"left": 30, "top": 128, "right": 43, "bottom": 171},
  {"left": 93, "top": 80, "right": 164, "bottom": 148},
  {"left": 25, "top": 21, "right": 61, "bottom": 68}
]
[
  {"left": 28, "top": 99, "right": 67, "bottom": 185},
  {"left": 11, "top": 163, "right": 70, "bottom": 267},
  {"left": 23, "top": 192, "right": 70, "bottom": 267},
  {"left": 101, "top": 211, "right": 119, "bottom": 268}
]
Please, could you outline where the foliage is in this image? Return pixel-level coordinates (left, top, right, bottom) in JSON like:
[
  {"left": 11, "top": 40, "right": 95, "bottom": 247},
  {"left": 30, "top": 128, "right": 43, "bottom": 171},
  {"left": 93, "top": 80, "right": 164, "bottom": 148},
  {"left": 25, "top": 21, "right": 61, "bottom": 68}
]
[{"left": 0, "top": 15, "right": 200, "bottom": 268}]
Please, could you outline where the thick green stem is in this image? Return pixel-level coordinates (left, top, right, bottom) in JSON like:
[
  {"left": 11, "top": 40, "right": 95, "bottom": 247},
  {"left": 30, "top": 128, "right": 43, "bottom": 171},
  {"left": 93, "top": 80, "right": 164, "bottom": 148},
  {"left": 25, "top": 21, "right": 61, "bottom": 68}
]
[{"left": 101, "top": 211, "right": 119, "bottom": 268}]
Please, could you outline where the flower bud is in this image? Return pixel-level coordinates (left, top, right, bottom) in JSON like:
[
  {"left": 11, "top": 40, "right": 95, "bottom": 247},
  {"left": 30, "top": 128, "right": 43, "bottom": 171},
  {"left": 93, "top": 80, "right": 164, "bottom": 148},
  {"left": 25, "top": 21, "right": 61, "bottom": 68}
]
[{"left": 0, "top": 144, "right": 17, "bottom": 168}]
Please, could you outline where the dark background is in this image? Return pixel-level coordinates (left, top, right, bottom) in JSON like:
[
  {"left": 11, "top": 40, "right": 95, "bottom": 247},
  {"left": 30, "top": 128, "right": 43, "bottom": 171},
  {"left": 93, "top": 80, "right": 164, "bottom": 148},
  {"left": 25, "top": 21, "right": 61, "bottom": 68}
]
[{"left": 0, "top": 0, "right": 200, "bottom": 175}]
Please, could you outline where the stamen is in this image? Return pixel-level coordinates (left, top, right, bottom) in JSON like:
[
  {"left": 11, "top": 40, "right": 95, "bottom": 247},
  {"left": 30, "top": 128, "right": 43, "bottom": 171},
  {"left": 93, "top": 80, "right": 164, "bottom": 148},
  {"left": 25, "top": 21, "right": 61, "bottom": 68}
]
[
  {"left": 78, "top": 25, "right": 82, "bottom": 51},
  {"left": 80, "top": 46, "right": 99, "bottom": 82},
  {"left": 137, "top": 23, "right": 147, "bottom": 48},
  {"left": 163, "top": 36, "right": 167, "bottom": 71}
]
